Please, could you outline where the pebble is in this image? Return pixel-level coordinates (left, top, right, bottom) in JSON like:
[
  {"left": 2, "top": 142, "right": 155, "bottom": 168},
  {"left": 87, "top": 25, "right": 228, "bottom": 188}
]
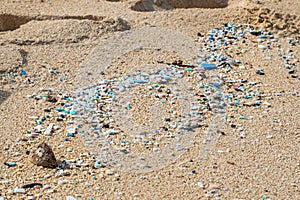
[
  {"left": 208, "top": 184, "right": 219, "bottom": 190},
  {"left": 22, "top": 183, "right": 43, "bottom": 189}
]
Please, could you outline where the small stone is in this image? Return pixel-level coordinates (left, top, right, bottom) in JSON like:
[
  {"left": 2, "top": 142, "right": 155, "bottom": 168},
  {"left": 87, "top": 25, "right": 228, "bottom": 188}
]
[
  {"left": 208, "top": 184, "right": 219, "bottom": 190},
  {"left": 31, "top": 143, "right": 57, "bottom": 168},
  {"left": 22, "top": 183, "right": 43, "bottom": 189}
]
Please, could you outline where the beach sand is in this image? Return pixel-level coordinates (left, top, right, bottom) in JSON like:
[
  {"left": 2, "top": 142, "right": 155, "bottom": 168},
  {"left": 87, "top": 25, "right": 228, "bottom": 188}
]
[{"left": 0, "top": 0, "right": 299, "bottom": 199}]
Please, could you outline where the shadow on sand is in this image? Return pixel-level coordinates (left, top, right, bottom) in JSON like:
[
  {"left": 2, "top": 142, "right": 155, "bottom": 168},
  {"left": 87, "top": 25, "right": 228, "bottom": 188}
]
[
  {"left": 0, "top": 90, "right": 11, "bottom": 105},
  {"left": 131, "top": 0, "right": 229, "bottom": 12}
]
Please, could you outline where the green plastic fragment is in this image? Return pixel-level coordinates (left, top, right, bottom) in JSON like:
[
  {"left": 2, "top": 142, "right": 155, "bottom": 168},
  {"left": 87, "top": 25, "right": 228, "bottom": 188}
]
[{"left": 42, "top": 94, "right": 47, "bottom": 99}]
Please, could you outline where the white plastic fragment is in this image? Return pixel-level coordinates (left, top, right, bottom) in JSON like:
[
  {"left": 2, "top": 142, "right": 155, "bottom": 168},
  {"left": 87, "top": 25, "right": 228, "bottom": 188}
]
[
  {"left": 56, "top": 170, "right": 71, "bottom": 177},
  {"left": 258, "top": 44, "right": 267, "bottom": 50},
  {"left": 44, "top": 174, "right": 51, "bottom": 179},
  {"left": 58, "top": 180, "right": 68, "bottom": 184},
  {"left": 13, "top": 187, "right": 26, "bottom": 194},
  {"left": 197, "top": 182, "right": 205, "bottom": 189},
  {"left": 66, "top": 126, "right": 77, "bottom": 134},
  {"left": 43, "top": 184, "right": 51, "bottom": 189},
  {"left": 66, "top": 196, "right": 77, "bottom": 200},
  {"left": 34, "top": 125, "right": 43, "bottom": 132},
  {"left": 44, "top": 123, "right": 54, "bottom": 135},
  {"left": 39, "top": 88, "right": 54, "bottom": 91},
  {"left": 106, "top": 170, "right": 114, "bottom": 175}
]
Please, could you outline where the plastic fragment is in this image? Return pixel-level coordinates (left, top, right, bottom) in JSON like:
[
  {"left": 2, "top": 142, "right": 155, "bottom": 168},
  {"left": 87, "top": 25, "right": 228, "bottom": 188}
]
[
  {"left": 13, "top": 188, "right": 26, "bottom": 194},
  {"left": 201, "top": 63, "right": 217, "bottom": 70},
  {"left": 66, "top": 196, "right": 77, "bottom": 200},
  {"left": 44, "top": 123, "right": 54, "bottom": 135},
  {"left": 4, "top": 162, "right": 16, "bottom": 167}
]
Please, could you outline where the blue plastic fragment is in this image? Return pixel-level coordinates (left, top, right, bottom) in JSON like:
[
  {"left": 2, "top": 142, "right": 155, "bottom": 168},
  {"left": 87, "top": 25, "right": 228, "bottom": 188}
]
[
  {"left": 201, "top": 63, "right": 217, "bottom": 70},
  {"left": 4, "top": 162, "right": 16, "bottom": 167},
  {"left": 255, "top": 101, "right": 261, "bottom": 105},
  {"left": 209, "top": 190, "right": 216, "bottom": 194},
  {"left": 20, "top": 70, "right": 26, "bottom": 76},
  {"left": 67, "top": 133, "right": 75, "bottom": 137},
  {"left": 213, "top": 82, "right": 221, "bottom": 87}
]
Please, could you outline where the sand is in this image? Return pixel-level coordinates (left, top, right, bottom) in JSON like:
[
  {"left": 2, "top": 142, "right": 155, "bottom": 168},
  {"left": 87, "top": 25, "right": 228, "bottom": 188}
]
[{"left": 0, "top": 0, "right": 299, "bottom": 199}]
